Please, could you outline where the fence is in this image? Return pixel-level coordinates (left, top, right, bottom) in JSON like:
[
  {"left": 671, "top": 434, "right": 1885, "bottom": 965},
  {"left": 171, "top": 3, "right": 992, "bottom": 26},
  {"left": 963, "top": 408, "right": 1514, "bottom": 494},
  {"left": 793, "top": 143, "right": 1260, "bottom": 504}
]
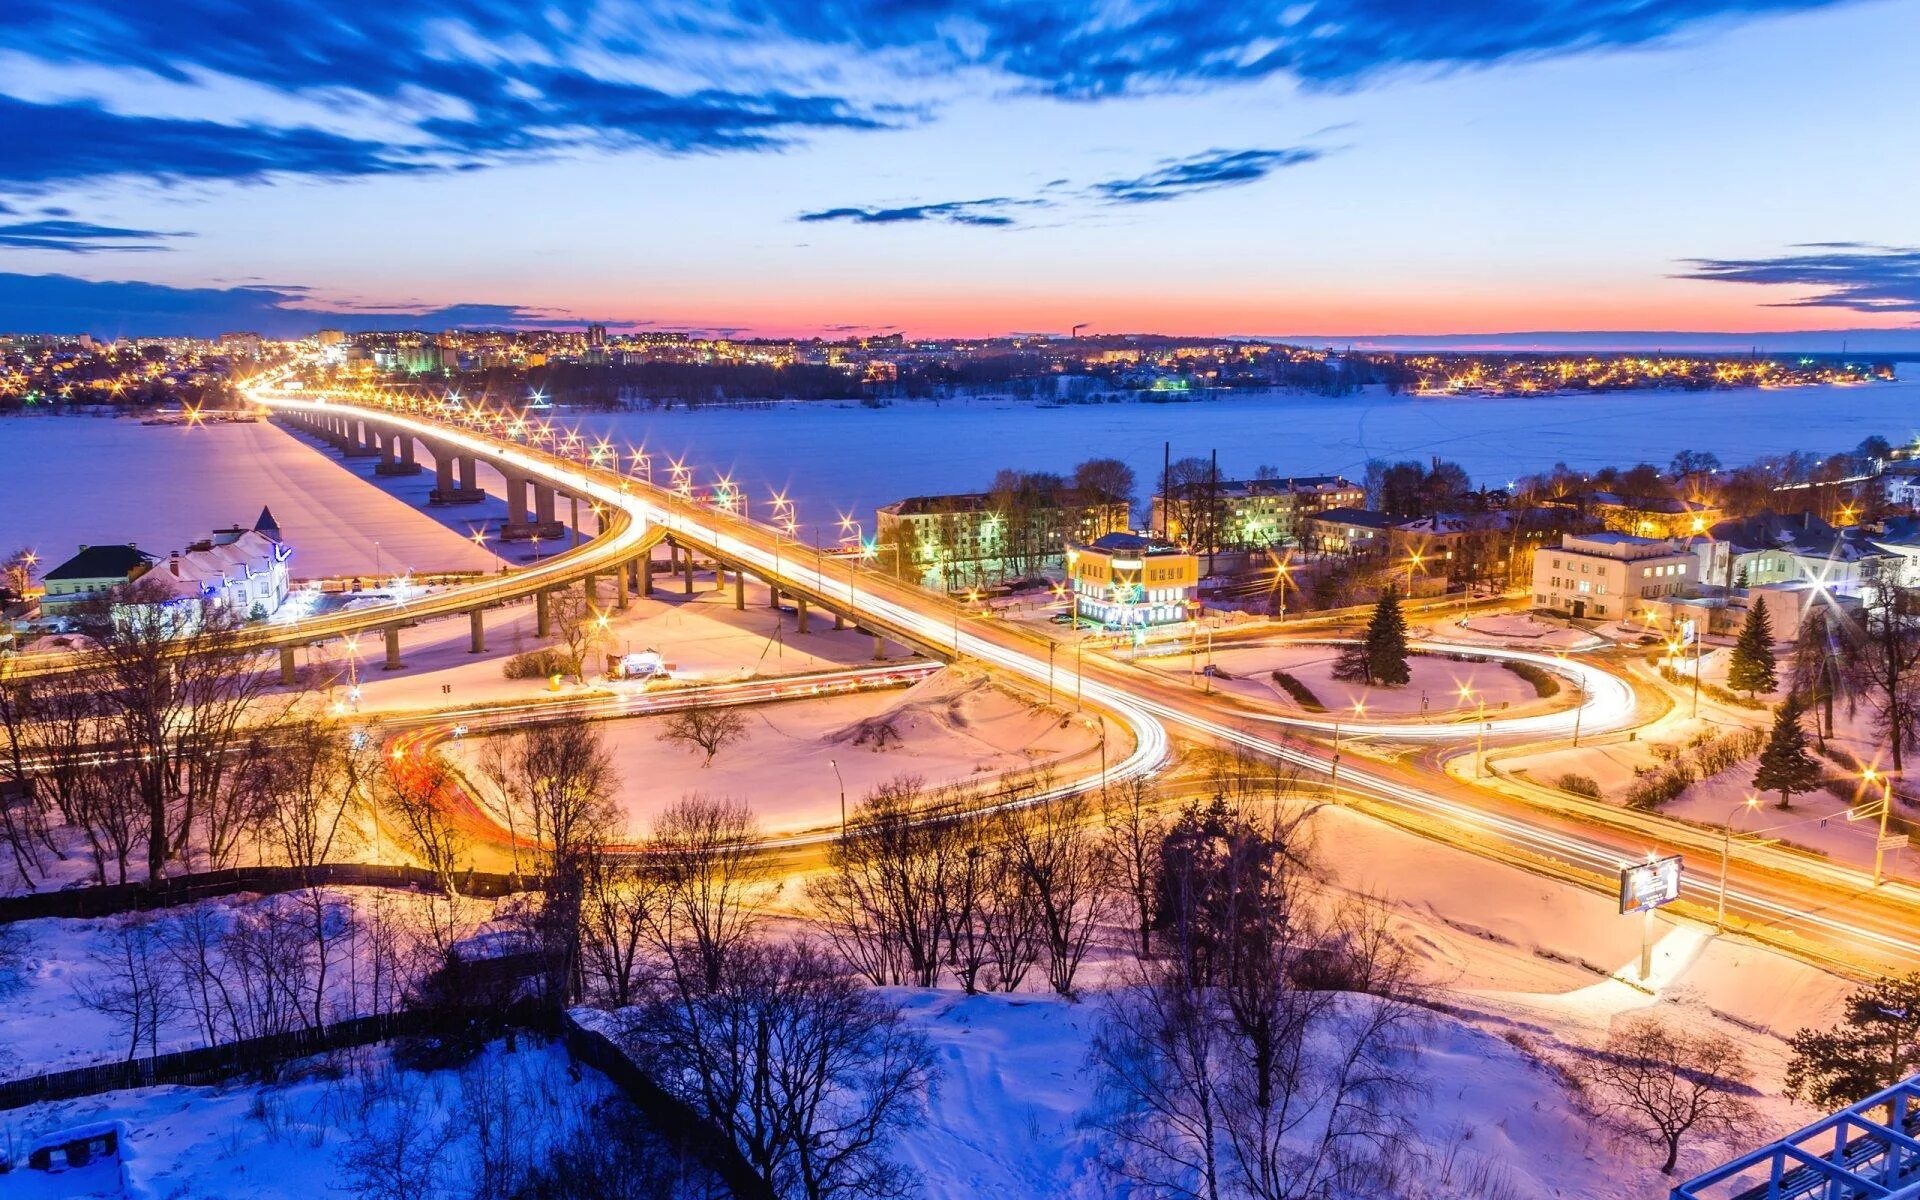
[
  {"left": 558, "top": 1014, "right": 776, "bottom": 1200},
  {"left": 0, "top": 1010, "right": 435, "bottom": 1111},
  {"left": 0, "top": 863, "right": 537, "bottom": 924}
]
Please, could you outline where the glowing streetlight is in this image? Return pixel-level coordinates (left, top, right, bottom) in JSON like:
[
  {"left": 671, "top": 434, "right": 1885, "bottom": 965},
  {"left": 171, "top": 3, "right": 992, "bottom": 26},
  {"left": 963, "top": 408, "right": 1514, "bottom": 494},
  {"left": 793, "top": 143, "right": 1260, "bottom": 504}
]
[
  {"left": 1716, "top": 793, "right": 1760, "bottom": 930},
  {"left": 1862, "top": 767, "right": 1898, "bottom": 886}
]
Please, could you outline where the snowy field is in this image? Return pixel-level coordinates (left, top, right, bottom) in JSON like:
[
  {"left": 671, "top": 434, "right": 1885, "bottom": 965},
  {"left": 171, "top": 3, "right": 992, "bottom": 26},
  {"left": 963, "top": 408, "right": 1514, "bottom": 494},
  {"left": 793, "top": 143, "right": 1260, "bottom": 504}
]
[
  {"left": 0, "top": 417, "right": 504, "bottom": 579},
  {"left": 546, "top": 373, "right": 1920, "bottom": 529},
  {"left": 452, "top": 666, "right": 1103, "bottom": 836},
  {"left": 1146, "top": 641, "right": 1556, "bottom": 718}
]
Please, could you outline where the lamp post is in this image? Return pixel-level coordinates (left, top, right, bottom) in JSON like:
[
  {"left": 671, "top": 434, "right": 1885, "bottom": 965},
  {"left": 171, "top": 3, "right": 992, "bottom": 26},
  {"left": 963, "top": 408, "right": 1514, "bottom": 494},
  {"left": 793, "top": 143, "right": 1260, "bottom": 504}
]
[
  {"left": 1864, "top": 767, "right": 1898, "bottom": 886},
  {"left": 1331, "top": 698, "right": 1365, "bottom": 800},
  {"left": 830, "top": 757, "right": 847, "bottom": 839},
  {"left": 1716, "top": 793, "right": 1760, "bottom": 931},
  {"left": 1459, "top": 684, "right": 1487, "bottom": 779}
]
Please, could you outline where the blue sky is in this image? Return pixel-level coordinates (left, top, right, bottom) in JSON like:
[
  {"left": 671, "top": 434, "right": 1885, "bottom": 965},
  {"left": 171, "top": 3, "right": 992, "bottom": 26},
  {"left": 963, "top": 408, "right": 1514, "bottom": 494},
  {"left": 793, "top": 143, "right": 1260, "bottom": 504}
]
[{"left": 0, "top": 0, "right": 1916, "bottom": 341}]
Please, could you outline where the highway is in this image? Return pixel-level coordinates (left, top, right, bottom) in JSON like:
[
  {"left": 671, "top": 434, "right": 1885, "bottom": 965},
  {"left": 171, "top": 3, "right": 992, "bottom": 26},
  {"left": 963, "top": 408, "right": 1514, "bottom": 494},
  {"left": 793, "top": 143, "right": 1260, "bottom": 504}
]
[{"left": 246, "top": 386, "right": 1920, "bottom": 977}]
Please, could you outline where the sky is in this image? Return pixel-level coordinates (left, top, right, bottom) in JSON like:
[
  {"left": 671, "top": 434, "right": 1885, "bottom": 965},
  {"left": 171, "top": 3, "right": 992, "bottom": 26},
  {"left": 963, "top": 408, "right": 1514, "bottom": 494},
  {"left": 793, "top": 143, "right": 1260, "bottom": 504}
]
[{"left": 0, "top": 0, "right": 1917, "bottom": 343}]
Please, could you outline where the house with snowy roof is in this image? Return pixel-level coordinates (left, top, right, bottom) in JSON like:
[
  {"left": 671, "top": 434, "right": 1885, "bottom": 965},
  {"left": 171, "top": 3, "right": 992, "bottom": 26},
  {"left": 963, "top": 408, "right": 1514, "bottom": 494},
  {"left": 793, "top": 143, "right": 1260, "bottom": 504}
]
[
  {"left": 38, "top": 543, "right": 158, "bottom": 615},
  {"left": 149, "top": 507, "right": 293, "bottom": 619}
]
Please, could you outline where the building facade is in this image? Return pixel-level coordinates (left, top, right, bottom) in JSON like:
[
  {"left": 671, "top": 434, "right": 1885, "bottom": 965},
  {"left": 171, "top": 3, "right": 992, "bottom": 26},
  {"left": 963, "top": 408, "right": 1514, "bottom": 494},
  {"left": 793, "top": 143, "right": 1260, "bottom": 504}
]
[
  {"left": 39, "top": 544, "right": 157, "bottom": 614},
  {"left": 1069, "top": 533, "right": 1198, "bottom": 629},
  {"left": 1532, "top": 532, "right": 1695, "bottom": 621},
  {"left": 876, "top": 490, "right": 1127, "bottom": 588},
  {"left": 1151, "top": 475, "right": 1365, "bottom": 548}
]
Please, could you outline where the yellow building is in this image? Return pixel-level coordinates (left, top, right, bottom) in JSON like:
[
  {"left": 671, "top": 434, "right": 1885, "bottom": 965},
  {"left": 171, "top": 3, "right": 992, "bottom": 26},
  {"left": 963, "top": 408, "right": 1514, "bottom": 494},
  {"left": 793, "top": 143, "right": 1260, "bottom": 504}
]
[{"left": 1069, "top": 533, "right": 1199, "bottom": 628}]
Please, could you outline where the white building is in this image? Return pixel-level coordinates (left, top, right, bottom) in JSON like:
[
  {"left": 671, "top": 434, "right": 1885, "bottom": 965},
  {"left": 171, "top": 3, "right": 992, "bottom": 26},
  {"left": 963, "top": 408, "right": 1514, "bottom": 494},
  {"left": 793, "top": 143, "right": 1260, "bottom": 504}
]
[
  {"left": 1532, "top": 532, "right": 1694, "bottom": 621},
  {"left": 152, "top": 508, "right": 293, "bottom": 619}
]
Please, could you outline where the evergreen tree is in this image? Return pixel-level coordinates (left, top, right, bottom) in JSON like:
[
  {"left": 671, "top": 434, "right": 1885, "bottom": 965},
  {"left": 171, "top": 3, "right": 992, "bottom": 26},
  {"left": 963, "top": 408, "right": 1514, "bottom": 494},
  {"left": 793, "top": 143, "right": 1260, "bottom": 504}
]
[
  {"left": 1752, "top": 695, "right": 1821, "bottom": 809},
  {"left": 1786, "top": 973, "right": 1920, "bottom": 1107},
  {"left": 1364, "top": 588, "right": 1412, "bottom": 687},
  {"left": 1727, "top": 596, "right": 1777, "bottom": 697}
]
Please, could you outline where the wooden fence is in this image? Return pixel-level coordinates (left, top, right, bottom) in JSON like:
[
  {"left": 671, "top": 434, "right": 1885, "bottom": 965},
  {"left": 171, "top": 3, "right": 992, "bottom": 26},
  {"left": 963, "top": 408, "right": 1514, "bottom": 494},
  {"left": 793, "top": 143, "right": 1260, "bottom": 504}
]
[{"left": 0, "top": 863, "right": 536, "bottom": 924}]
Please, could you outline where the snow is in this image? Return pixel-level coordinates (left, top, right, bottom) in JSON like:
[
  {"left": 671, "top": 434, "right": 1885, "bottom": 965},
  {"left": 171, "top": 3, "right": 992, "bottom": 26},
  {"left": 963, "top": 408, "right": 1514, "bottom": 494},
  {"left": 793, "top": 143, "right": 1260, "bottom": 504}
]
[
  {"left": 0, "top": 417, "right": 503, "bottom": 580},
  {"left": 1150, "top": 641, "right": 1553, "bottom": 718},
  {"left": 0, "top": 1038, "right": 612, "bottom": 1200},
  {"left": 884, "top": 987, "right": 1640, "bottom": 1200},
  {"left": 450, "top": 665, "right": 1105, "bottom": 836}
]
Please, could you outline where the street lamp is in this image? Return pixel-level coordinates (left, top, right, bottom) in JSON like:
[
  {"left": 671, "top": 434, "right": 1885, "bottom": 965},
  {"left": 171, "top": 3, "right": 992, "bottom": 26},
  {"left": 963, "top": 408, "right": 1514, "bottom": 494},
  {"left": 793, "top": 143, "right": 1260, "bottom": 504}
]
[
  {"left": 1716, "top": 793, "right": 1760, "bottom": 931},
  {"left": 1331, "top": 697, "right": 1366, "bottom": 800},
  {"left": 1458, "top": 683, "right": 1488, "bottom": 779},
  {"left": 1405, "top": 550, "right": 1424, "bottom": 595},
  {"left": 1267, "top": 549, "right": 1292, "bottom": 619},
  {"left": 1863, "top": 767, "right": 1898, "bottom": 887},
  {"left": 829, "top": 757, "right": 847, "bottom": 839}
]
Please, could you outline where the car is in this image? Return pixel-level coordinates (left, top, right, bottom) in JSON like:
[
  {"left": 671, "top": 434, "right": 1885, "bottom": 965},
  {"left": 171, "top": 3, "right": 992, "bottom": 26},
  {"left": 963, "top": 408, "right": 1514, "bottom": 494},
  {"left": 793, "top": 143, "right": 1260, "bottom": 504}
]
[{"left": 1050, "top": 612, "right": 1076, "bottom": 625}]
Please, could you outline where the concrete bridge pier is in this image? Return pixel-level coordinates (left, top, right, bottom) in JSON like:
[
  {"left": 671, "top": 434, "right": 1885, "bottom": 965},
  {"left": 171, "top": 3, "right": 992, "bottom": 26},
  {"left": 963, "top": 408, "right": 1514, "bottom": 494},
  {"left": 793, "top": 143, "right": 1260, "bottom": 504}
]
[
  {"left": 458, "top": 454, "right": 479, "bottom": 495},
  {"left": 469, "top": 610, "right": 485, "bottom": 654},
  {"left": 734, "top": 568, "right": 746, "bottom": 610},
  {"left": 534, "top": 484, "right": 557, "bottom": 527},
  {"left": 682, "top": 549, "right": 695, "bottom": 596},
  {"left": 584, "top": 572, "right": 598, "bottom": 608},
  {"left": 435, "top": 453, "right": 454, "bottom": 495},
  {"left": 616, "top": 561, "right": 630, "bottom": 610},
  {"left": 640, "top": 554, "right": 653, "bottom": 595},
  {"left": 834, "top": 611, "right": 846, "bottom": 631},
  {"left": 383, "top": 626, "right": 403, "bottom": 670},
  {"left": 345, "top": 420, "right": 378, "bottom": 458},
  {"left": 872, "top": 632, "right": 886, "bottom": 661},
  {"left": 536, "top": 590, "right": 551, "bottom": 637},
  {"left": 279, "top": 646, "right": 297, "bottom": 686},
  {"left": 796, "top": 596, "right": 811, "bottom": 634}
]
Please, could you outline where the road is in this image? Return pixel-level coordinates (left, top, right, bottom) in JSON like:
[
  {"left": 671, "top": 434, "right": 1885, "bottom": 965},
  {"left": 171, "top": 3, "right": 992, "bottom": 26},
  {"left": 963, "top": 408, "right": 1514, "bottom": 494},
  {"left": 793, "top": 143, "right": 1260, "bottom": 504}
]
[{"left": 248, "top": 387, "right": 1920, "bottom": 977}]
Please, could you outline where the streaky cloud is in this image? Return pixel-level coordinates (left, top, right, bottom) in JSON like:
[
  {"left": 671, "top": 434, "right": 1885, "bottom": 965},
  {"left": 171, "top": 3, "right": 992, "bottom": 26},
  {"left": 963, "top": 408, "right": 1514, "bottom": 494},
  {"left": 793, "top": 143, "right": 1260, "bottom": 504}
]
[
  {"left": 797, "top": 198, "right": 1031, "bottom": 227},
  {"left": 1091, "top": 147, "right": 1324, "bottom": 203},
  {"left": 1678, "top": 243, "right": 1920, "bottom": 314},
  {"left": 0, "top": 218, "right": 183, "bottom": 253},
  {"left": 0, "top": 272, "right": 625, "bottom": 338}
]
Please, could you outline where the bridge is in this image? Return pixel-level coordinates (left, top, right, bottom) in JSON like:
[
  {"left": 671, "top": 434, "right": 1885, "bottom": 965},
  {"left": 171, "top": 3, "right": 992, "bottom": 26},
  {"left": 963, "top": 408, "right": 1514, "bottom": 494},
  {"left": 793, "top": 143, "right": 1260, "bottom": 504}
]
[
  {"left": 245, "top": 388, "right": 1920, "bottom": 976},
  {"left": 1673, "top": 1076, "right": 1920, "bottom": 1199},
  {"left": 15, "top": 381, "right": 1920, "bottom": 975}
]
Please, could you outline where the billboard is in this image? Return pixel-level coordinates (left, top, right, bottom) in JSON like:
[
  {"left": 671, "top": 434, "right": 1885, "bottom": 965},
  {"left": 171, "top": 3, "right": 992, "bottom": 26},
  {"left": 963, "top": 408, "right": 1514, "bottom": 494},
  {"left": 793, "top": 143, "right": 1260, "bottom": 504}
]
[{"left": 1619, "top": 854, "right": 1683, "bottom": 914}]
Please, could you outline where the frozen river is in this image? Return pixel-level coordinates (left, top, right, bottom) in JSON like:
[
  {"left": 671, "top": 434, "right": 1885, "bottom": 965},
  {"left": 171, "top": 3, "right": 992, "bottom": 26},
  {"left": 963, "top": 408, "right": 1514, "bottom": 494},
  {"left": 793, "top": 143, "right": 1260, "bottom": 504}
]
[
  {"left": 555, "top": 374, "right": 1920, "bottom": 534},
  {"left": 1, "top": 373, "right": 1916, "bottom": 573}
]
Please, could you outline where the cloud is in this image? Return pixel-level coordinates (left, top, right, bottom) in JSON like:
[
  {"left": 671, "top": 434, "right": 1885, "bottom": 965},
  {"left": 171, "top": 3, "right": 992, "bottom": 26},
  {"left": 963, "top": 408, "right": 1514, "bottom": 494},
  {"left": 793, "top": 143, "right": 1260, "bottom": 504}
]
[
  {"left": 1090, "top": 147, "right": 1324, "bottom": 203},
  {"left": 802, "top": 145, "right": 1324, "bottom": 228},
  {"left": 0, "top": 272, "right": 628, "bottom": 338},
  {"left": 1677, "top": 243, "right": 1920, "bottom": 314},
  {"left": 0, "top": 96, "right": 428, "bottom": 189},
  {"left": 0, "top": 218, "right": 183, "bottom": 252},
  {"left": 0, "top": 2, "right": 901, "bottom": 191},
  {"left": 750, "top": 0, "right": 1849, "bottom": 97},
  {"left": 0, "top": 0, "right": 1839, "bottom": 197},
  {"left": 797, "top": 198, "right": 1032, "bottom": 226}
]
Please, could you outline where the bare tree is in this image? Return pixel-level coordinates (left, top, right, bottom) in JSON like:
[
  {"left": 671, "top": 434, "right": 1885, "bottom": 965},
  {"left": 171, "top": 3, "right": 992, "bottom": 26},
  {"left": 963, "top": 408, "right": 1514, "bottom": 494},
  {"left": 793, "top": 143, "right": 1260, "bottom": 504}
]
[
  {"left": 580, "top": 854, "right": 662, "bottom": 1008},
  {"left": 1847, "top": 565, "right": 1920, "bottom": 773},
  {"left": 810, "top": 775, "right": 968, "bottom": 987},
  {"left": 648, "top": 793, "right": 771, "bottom": 993},
  {"left": 246, "top": 717, "right": 370, "bottom": 869},
  {"left": 545, "top": 586, "right": 608, "bottom": 682},
  {"left": 481, "top": 722, "right": 620, "bottom": 1004},
  {"left": 1004, "top": 788, "right": 1110, "bottom": 995},
  {"left": 1573, "top": 1015, "right": 1756, "bottom": 1175},
  {"left": 340, "top": 1061, "right": 459, "bottom": 1200},
  {"left": 374, "top": 748, "right": 472, "bottom": 897},
  {"left": 625, "top": 937, "right": 937, "bottom": 1200},
  {"left": 658, "top": 704, "right": 749, "bottom": 767},
  {"left": 73, "top": 916, "right": 180, "bottom": 1061},
  {"left": 1104, "top": 775, "right": 1165, "bottom": 958},
  {"left": 1092, "top": 799, "right": 1426, "bottom": 1200},
  {"left": 74, "top": 577, "right": 293, "bottom": 879}
]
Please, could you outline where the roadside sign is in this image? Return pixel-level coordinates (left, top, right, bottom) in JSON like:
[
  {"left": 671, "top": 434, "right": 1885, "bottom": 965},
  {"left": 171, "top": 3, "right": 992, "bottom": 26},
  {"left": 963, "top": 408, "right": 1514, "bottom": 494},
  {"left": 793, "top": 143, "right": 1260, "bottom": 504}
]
[{"left": 1619, "top": 854, "right": 1683, "bottom": 914}]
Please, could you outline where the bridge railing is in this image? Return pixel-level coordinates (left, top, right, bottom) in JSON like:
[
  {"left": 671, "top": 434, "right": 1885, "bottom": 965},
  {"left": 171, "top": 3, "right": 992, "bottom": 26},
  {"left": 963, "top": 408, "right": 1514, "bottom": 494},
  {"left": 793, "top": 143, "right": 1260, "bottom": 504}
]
[{"left": 1672, "top": 1077, "right": 1920, "bottom": 1200}]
